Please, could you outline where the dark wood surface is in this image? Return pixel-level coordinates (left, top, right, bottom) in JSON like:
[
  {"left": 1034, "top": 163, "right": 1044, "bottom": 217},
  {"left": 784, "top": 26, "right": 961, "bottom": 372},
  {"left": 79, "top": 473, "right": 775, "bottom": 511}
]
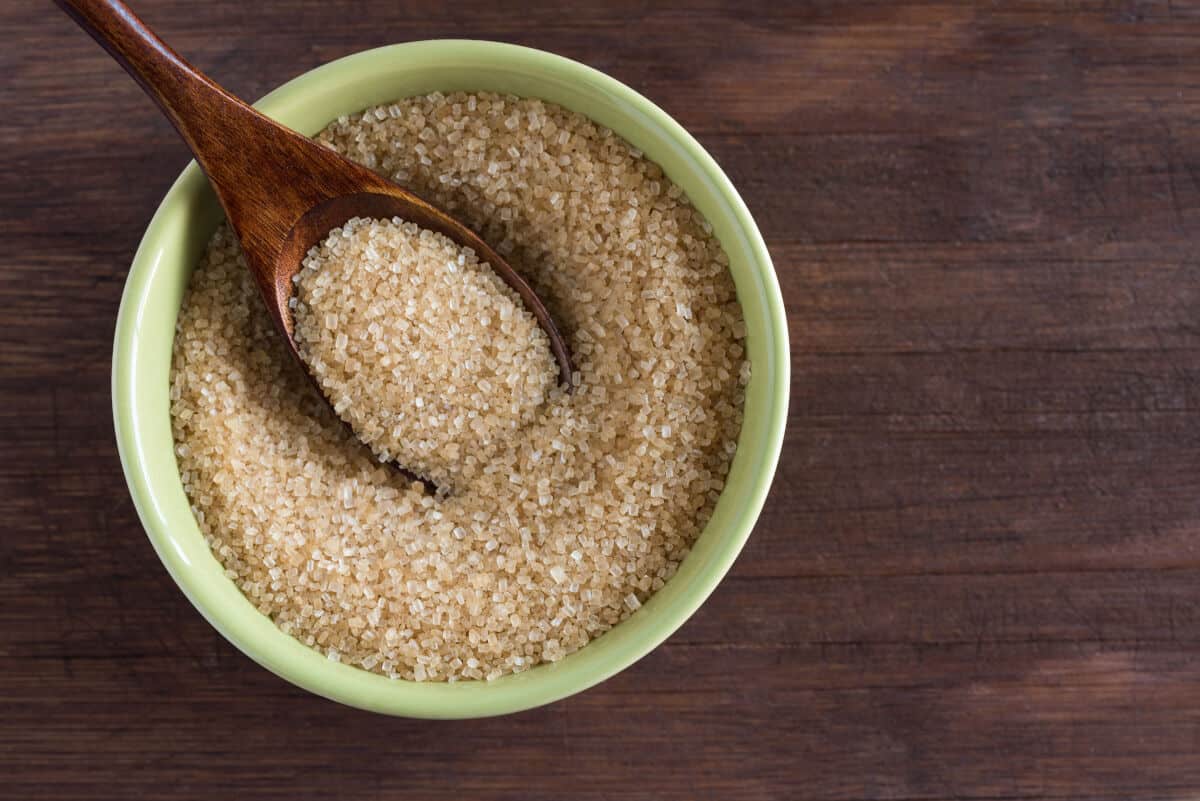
[{"left": 4, "top": 1, "right": 1200, "bottom": 799}]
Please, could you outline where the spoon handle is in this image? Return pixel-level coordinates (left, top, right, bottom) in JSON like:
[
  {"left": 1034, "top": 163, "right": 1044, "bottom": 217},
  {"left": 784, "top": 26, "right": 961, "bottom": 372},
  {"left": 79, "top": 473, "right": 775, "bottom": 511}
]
[{"left": 52, "top": 0, "right": 359, "bottom": 305}]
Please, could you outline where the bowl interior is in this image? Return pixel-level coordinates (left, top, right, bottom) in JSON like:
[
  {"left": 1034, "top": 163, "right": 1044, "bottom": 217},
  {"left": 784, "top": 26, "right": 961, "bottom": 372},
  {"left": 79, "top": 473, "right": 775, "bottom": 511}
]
[{"left": 113, "top": 40, "right": 789, "bottom": 718}]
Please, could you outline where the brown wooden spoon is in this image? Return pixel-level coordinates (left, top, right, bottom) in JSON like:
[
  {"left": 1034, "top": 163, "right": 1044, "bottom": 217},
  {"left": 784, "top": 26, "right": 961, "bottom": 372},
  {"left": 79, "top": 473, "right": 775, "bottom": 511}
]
[{"left": 54, "top": 0, "right": 575, "bottom": 394}]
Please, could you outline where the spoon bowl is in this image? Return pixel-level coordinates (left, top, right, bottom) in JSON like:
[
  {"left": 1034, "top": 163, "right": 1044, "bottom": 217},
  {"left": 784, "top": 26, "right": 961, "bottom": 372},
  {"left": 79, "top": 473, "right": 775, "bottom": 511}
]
[{"left": 56, "top": 0, "right": 574, "bottom": 389}]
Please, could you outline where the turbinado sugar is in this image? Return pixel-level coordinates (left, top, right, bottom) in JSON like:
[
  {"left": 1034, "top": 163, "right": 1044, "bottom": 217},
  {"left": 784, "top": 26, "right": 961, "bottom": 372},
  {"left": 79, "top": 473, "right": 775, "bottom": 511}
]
[
  {"left": 171, "top": 92, "right": 748, "bottom": 682},
  {"left": 292, "top": 217, "right": 559, "bottom": 490}
]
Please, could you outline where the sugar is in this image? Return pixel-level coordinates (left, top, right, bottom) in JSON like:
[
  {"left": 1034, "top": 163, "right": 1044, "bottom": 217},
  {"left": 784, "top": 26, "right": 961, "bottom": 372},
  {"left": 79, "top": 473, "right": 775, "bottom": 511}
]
[
  {"left": 170, "top": 91, "right": 747, "bottom": 684},
  {"left": 292, "top": 216, "right": 556, "bottom": 490}
]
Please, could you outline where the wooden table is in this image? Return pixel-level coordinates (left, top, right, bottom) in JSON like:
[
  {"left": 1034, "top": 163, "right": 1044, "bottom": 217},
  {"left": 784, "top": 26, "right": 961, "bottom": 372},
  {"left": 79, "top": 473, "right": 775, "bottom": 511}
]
[{"left": 5, "top": 2, "right": 1200, "bottom": 798}]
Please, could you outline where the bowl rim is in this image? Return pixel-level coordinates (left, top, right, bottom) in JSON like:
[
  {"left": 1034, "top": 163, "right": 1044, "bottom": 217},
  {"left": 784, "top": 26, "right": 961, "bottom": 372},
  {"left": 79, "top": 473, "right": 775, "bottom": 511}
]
[{"left": 112, "top": 39, "right": 789, "bottom": 718}]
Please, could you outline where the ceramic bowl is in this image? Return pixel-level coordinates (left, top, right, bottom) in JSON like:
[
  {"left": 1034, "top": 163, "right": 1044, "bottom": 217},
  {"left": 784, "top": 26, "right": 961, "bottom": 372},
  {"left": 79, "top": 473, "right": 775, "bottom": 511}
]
[{"left": 112, "top": 40, "right": 789, "bottom": 718}]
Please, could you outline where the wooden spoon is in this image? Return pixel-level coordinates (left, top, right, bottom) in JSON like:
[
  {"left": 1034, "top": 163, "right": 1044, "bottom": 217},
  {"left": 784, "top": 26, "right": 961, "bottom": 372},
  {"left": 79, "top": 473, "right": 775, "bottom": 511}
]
[{"left": 54, "top": 0, "right": 575, "bottom": 393}]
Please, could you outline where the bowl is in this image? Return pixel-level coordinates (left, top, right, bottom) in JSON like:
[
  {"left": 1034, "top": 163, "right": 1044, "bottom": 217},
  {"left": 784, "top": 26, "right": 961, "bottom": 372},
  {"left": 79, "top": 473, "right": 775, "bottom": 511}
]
[{"left": 112, "top": 40, "right": 789, "bottom": 718}]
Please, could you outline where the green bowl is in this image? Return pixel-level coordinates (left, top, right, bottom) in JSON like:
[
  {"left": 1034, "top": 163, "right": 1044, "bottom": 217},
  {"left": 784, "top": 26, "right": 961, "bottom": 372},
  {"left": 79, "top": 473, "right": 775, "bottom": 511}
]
[{"left": 112, "top": 40, "right": 789, "bottom": 718}]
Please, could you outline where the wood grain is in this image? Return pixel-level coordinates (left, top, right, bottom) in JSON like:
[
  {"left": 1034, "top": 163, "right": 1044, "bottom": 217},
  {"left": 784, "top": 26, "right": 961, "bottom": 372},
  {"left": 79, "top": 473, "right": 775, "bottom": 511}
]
[{"left": 5, "top": 1, "right": 1200, "bottom": 799}]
